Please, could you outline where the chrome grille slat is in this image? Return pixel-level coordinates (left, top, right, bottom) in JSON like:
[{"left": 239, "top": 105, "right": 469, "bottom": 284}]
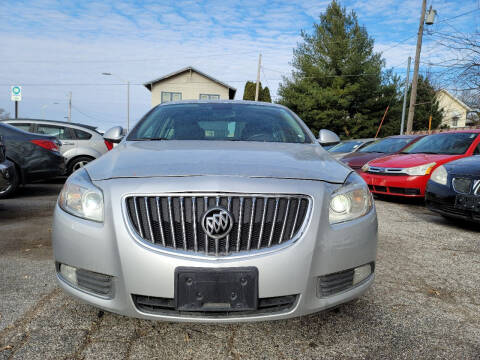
[
  {"left": 155, "top": 197, "right": 166, "bottom": 246},
  {"left": 133, "top": 197, "right": 144, "bottom": 238},
  {"left": 268, "top": 198, "right": 280, "bottom": 247},
  {"left": 236, "top": 197, "right": 244, "bottom": 252},
  {"left": 192, "top": 197, "right": 198, "bottom": 252},
  {"left": 179, "top": 197, "right": 187, "bottom": 251},
  {"left": 278, "top": 198, "right": 290, "bottom": 244},
  {"left": 144, "top": 197, "right": 155, "bottom": 243},
  {"left": 291, "top": 199, "right": 302, "bottom": 238},
  {"left": 226, "top": 197, "right": 232, "bottom": 254},
  {"left": 126, "top": 194, "right": 310, "bottom": 257},
  {"left": 247, "top": 197, "right": 256, "bottom": 250},
  {"left": 257, "top": 197, "right": 268, "bottom": 249},
  {"left": 167, "top": 197, "right": 176, "bottom": 249}
]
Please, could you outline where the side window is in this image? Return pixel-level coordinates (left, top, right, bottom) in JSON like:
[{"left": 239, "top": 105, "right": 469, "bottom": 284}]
[
  {"left": 10, "top": 123, "right": 32, "bottom": 132},
  {"left": 36, "top": 125, "right": 74, "bottom": 140},
  {"left": 74, "top": 129, "right": 92, "bottom": 140}
]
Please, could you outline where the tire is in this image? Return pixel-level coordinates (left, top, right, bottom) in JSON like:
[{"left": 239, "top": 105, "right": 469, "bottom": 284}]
[
  {"left": 67, "top": 156, "right": 94, "bottom": 175},
  {"left": 0, "top": 164, "right": 20, "bottom": 199}
]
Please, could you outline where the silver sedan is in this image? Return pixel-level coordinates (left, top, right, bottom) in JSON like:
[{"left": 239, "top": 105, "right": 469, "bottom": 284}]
[{"left": 52, "top": 101, "right": 377, "bottom": 323}]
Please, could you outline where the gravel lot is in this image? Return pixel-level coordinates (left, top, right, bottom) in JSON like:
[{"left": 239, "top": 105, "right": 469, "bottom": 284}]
[{"left": 0, "top": 182, "right": 479, "bottom": 359}]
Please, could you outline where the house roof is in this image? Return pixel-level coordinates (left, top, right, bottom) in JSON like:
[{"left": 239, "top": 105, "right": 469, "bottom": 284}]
[
  {"left": 143, "top": 66, "right": 237, "bottom": 99},
  {"left": 437, "top": 89, "right": 473, "bottom": 112}
]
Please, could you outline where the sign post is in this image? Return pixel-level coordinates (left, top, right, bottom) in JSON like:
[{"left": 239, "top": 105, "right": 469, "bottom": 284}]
[{"left": 11, "top": 86, "right": 22, "bottom": 119}]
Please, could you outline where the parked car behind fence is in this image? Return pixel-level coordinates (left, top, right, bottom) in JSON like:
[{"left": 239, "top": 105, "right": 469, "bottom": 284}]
[{"left": 3, "top": 119, "right": 113, "bottom": 174}]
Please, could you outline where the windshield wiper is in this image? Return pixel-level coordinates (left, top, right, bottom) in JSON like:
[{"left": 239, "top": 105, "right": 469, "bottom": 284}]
[{"left": 134, "top": 137, "right": 169, "bottom": 141}]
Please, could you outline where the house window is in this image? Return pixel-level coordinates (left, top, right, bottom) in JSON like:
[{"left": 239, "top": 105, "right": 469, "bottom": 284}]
[
  {"left": 161, "top": 92, "right": 182, "bottom": 103},
  {"left": 451, "top": 116, "right": 459, "bottom": 127},
  {"left": 199, "top": 94, "right": 220, "bottom": 100}
]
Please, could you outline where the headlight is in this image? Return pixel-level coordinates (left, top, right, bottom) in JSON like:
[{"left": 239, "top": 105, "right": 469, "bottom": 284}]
[
  {"left": 58, "top": 168, "right": 104, "bottom": 222},
  {"left": 430, "top": 165, "right": 448, "bottom": 185},
  {"left": 361, "top": 163, "right": 369, "bottom": 172},
  {"left": 329, "top": 172, "right": 373, "bottom": 224},
  {"left": 403, "top": 162, "right": 436, "bottom": 176}
]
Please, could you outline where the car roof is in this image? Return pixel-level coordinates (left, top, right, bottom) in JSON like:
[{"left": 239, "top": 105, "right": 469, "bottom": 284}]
[
  {"left": 386, "top": 134, "right": 423, "bottom": 139},
  {"left": 2, "top": 118, "right": 100, "bottom": 133}
]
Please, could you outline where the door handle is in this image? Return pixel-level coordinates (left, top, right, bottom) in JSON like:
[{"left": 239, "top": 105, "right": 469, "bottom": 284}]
[{"left": 62, "top": 142, "right": 74, "bottom": 145}]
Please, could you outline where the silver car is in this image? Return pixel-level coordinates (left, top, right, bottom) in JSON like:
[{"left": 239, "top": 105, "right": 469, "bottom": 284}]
[
  {"left": 52, "top": 101, "right": 377, "bottom": 323},
  {"left": 4, "top": 119, "right": 112, "bottom": 173}
]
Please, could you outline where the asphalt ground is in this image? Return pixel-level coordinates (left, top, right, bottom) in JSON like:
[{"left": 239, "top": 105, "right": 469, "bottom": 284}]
[{"left": 0, "top": 182, "right": 479, "bottom": 359}]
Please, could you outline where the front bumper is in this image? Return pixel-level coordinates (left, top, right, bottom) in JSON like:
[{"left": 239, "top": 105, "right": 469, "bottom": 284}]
[
  {"left": 426, "top": 181, "right": 480, "bottom": 223},
  {"left": 361, "top": 172, "right": 428, "bottom": 197},
  {"left": 0, "top": 161, "right": 14, "bottom": 190},
  {"left": 52, "top": 176, "right": 378, "bottom": 322}
]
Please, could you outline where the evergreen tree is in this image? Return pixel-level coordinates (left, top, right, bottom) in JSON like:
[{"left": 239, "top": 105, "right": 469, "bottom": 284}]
[
  {"left": 260, "top": 86, "right": 272, "bottom": 103},
  {"left": 278, "top": 1, "right": 393, "bottom": 138},
  {"left": 243, "top": 81, "right": 257, "bottom": 101}
]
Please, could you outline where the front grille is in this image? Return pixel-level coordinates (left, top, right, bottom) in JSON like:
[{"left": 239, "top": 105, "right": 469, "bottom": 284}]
[
  {"left": 125, "top": 194, "right": 310, "bottom": 256},
  {"left": 368, "top": 185, "right": 420, "bottom": 195},
  {"left": 132, "top": 294, "right": 298, "bottom": 317}
]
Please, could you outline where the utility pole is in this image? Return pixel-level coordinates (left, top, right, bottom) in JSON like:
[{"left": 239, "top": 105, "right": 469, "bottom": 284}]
[
  {"left": 400, "top": 56, "right": 412, "bottom": 135},
  {"left": 406, "top": 0, "right": 427, "bottom": 134},
  {"left": 255, "top": 53, "right": 262, "bottom": 101},
  {"left": 127, "top": 81, "right": 130, "bottom": 131},
  {"left": 68, "top": 91, "right": 72, "bottom": 122}
]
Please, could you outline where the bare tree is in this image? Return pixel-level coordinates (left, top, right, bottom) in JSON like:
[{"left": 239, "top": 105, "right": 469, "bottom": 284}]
[{"left": 0, "top": 108, "right": 10, "bottom": 120}]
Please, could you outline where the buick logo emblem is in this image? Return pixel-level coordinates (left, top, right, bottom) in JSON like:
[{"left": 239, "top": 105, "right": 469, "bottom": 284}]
[{"left": 202, "top": 207, "right": 233, "bottom": 239}]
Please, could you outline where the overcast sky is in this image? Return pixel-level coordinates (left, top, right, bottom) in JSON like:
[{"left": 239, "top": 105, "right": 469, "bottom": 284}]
[{"left": 0, "top": 0, "right": 478, "bottom": 130}]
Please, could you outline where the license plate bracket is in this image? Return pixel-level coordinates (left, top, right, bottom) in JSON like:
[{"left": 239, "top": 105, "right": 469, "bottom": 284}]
[
  {"left": 455, "top": 194, "right": 480, "bottom": 213},
  {"left": 175, "top": 267, "right": 258, "bottom": 312}
]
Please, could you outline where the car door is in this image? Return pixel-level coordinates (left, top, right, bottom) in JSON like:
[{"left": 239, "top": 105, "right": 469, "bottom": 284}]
[{"left": 34, "top": 124, "right": 75, "bottom": 155}]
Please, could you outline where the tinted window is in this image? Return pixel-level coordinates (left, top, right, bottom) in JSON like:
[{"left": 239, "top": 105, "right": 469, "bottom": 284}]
[
  {"left": 360, "top": 137, "right": 415, "bottom": 153},
  {"left": 10, "top": 123, "right": 32, "bottom": 132},
  {"left": 402, "top": 133, "right": 478, "bottom": 155},
  {"left": 36, "top": 125, "right": 74, "bottom": 140},
  {"left": 128, "top": 103, "right": 312, "bottom": 144},
  {"left": 329, "top": 141, "right": 364, "bottom": 153},
  {"left": 74, "top": 129, "right": 92, "bottom": 140}
]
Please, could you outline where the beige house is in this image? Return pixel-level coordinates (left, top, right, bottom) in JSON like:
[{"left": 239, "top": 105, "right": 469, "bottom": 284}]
[
  {"left": 143, "top": 66, "right": 236, "bottom": 107},
  {"left": 436, "top": 89, "right": 472, "bottom": 128}
]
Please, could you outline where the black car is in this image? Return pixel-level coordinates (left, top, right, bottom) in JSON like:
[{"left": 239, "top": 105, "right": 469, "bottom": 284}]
[
  {"left": 426, "top": 155, "right": 480, "bottom": 223},
  {"left": 0, "top": 135, "right": 15, "bottom": 196},
  {"left": 0, "top": 123, "right": 66, "bottom": 198}
]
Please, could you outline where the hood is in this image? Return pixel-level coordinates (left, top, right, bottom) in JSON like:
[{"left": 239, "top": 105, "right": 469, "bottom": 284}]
[
  {"left": 86, "top": 141, "right": 352, "bottom": 183},
  {"left": 367, "top": 153, "right": 465, "bottom": 168},
  {"left": 341, "top": 152, "right": 387, "bottom": 168},
  {"left": 444, "top": 156, "right": 480, "bottom": 176}
]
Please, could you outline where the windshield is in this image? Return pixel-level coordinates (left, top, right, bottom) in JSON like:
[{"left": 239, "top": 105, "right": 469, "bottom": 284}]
[
  {"left": 401, "top": 133, "right": 478, "bottom": 155},
  {"left": 328, "top": 141, "right": 364, "bottom": 153},
  {"left": 128, "top": 103, "right": 312, "bottom": 144},
  {"left": 360, "top": 137, "right": 415, "bottom": 153}
]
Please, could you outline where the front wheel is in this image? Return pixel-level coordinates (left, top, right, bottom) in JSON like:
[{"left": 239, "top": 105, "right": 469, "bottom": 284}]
[
  {"left": 0, "top": 164, "right": 20, "bottom": 199},
  {"left": 68, "top": 156, "right": 94, "bottom": 174}
]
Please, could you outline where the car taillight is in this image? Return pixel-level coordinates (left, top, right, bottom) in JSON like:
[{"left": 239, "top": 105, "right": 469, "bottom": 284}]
[
  {"left": 31, "top": 139, "right": 59, "bottom": 152},
  {"left": 104, "top": 140, "right": 113, "bottom": 151}
]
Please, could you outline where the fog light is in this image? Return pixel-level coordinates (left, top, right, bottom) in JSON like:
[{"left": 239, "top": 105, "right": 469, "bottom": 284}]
[
  {"left": 353, "top": 264, "right": 372, "bottom": 285},
  {"left": 60, "top": 264, "right": 78, "bottom": 286}
]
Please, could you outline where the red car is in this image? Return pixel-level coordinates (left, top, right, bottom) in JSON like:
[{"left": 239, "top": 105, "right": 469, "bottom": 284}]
[
  {"left": 360, "top": 130, "right": 480, "bottom": 197},
  {"left": 341, "top": 135, "right": 424, "bottom": 171}
]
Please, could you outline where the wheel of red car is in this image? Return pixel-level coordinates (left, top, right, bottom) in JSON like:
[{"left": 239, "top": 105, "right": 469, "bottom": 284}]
[
  {"left": 68, "top": 156, "right": 94, "bottom": 174},
  {"left": 0, "top": 164, "right": 20, "bottom": 199}
]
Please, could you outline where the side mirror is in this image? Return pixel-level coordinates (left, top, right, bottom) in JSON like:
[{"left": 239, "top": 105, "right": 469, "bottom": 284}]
[
  {"left": 103, "top": 126, "right": 124, "bottom": 143},
  {"left": 318, "top": 129, "right": 340, "bottom": 146}
]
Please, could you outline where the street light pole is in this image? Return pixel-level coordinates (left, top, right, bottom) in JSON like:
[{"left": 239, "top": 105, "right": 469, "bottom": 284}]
[
  {"left": 127, "top": 81, "right": 130, "bottom": 131},
  {"left": 101, "top": 72, "right": 130, "bottom": 131}
]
